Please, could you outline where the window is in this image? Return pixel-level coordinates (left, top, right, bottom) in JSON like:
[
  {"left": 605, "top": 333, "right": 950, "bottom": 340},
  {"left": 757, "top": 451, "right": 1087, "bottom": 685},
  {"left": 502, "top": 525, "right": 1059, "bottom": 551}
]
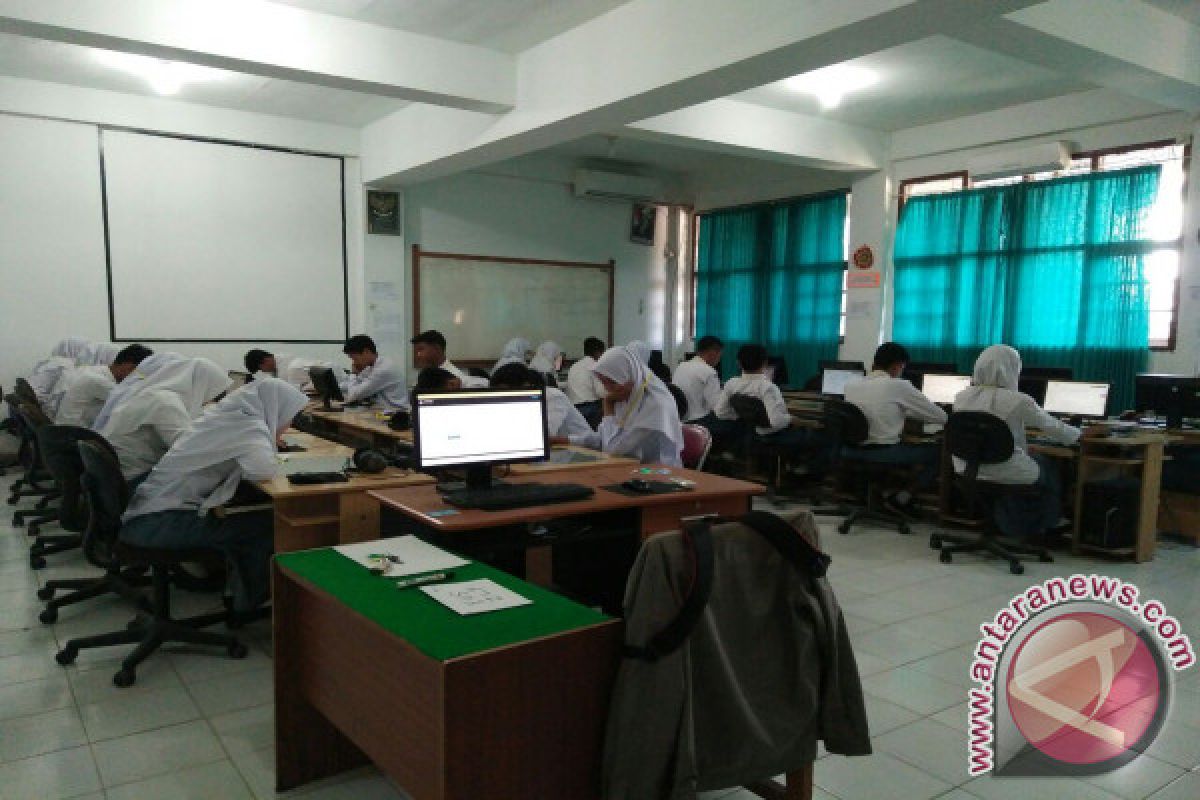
[{"left": 898, "top": 142, "right": 1188, "bottom": 350}]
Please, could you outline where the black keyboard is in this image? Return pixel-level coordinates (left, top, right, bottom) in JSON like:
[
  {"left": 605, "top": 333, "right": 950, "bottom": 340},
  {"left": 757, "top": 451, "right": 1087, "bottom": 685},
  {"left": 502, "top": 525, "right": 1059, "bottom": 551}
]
[
  {"left": 444, "top": 482, "right": 594, "bottom": 510},
  {"left": 287, "top": 471, "right": 349, "bottom": 485}
]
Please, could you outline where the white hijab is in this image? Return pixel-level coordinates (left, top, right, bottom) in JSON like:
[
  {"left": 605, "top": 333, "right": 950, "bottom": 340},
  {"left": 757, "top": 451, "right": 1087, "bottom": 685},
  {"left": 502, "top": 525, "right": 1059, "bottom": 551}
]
[
  {"left": 98, "top": 356, "right": 230, "bottom": 440},
  {"left": 593, "top": 345, "right": 683, "bottom": 452},
  {"left": 28, "top": 338, "right": 92, "bottom": 410},
  {"left": 627, "top": 340, "right": 653, "bottom": 365},
  {"left": 493, "top": 337, "right": 531, "bottom": 372},
  {"left": 955, "top": 344, "right": 1025, "bottom": 417},
  {"left": 52, "top": 338, "right": 92, "bottom": 363},
  {"left": 86, "top": 343, "right": 122, "bottom": 366},
  {"left": 529, "top": 341, "right": 563, "bottom": 374},
  {"left": 132, "top": 378, "right": 308, "bottom": 515},
  {"left": 92, "top": 352, "right": 184, "bottom": 431}
]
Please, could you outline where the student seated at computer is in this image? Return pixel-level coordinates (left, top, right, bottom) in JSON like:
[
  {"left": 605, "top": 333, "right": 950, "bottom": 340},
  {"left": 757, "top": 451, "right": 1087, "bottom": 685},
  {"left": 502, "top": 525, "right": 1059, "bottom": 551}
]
[
  {"left": 98, "top": 356, "right": 232, "bottom": 483},
  {"left": 243, "top": 349, "right": 277, "bottom": 381},
  {"left": 414, "top": 366, "right": 462, "bottom": 391},
  {"left": 341, "top": 334, "right": 409, "bottom": 411},
  {"left": 491, "top": 363, "right": 592, "bottom": 439},
  {"left": 529, "top": 341, "right": 564, "bottom": 386},
  {"left": 843, "top": 342, "right": 947, "bottom": 512},
  {"left": 120, "top": 378, "right": 308, "bottom": 613},
  {"left": 952, "top": 345, "right": 1080, "bottom": 538},
  {"left": 492, "top": 337, "right": 531, "bottom": 373},
  {"left": 411, "top": 329, "right": 488, "bottom": 388},
  {"left": 672, "top": 335, "right": 724, "bottom": 428},
  {"left": 713, "top": 344, "right": 806, "bottom": 445},
  {"left": 562, "top": 345, "right": 683, "bottom": 466},
  {"left": 566, "top": 336, "right": 607, "bottom": 417},
  {"left": 56, "top": 344, "right": 153, "bottom": 428},
  {"left": 26, "top": 337, "right": 93, "bottom": 415}
]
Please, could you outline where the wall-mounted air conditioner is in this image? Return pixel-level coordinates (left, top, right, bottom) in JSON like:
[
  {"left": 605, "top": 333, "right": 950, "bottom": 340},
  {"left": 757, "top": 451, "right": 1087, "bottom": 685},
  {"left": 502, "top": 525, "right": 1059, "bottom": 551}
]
[
  {"left": 573, "top": 169, "right": 662, "bottom": 202},
  {"left": 967, "top": 141, "right": 1071, "bottom": 181}
]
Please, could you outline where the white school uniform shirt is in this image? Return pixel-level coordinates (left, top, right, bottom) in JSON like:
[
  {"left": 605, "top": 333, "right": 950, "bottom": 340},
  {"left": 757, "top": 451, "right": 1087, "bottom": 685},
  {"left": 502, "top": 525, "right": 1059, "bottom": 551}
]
[
  {"left": 952, "top": 344, "right": 1081, "bottom": 484},
  {"left": 55, "top": 366, "right": 116, "bottom": 428},
  {"left": 441, "top": 359, "right": 489, "bottom": 389},
  {"left": 843, "top": 370, "right": 948, "bottom": 445},
  {"left": 566, "top": 356, "right": 604, "bottom": 404},
  {"left": 546, "top": 387, "right": 593, "bottom": 438},
  {"left": 342, "top": 355, "right": 409, "bottom": 411},
  {"left": 715, "top": 373, "right": 791, "bottom": 435},
  {"left": 672, "top": 357, "right": 721, "bottom": 421}
]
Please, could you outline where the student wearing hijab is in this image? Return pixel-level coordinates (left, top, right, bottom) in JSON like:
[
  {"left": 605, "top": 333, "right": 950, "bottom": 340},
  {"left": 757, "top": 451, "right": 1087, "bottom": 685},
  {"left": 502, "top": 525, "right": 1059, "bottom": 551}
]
[
  {"left": 121, "top": 378, "right": 308, "bottom": 612},
  {"left": 564, "top": 345, "right": 683, "bottom": 466},
  {"left": 56, "top": 344, "right": 153, "bottom": 428},
  {"left": 491, "top": 363, "right": 592, "bottom": 438},
  {"left": 81, "top": 342, "right": 122, "bottom": 367},
  {"left": 99, "top": 357, "right": 231, "bottom": 481},
  {"left": 952, "top": 344, "right": 1080, "bottom": 538},
  {"left": 27, "top": 338, "right": 93, "bottom": 414},
  {"left": 341, "top": 334, "right": 410, "bottom": 411},
  {"left": 493, "top": 337, "right": 531, "bottom": 374}
]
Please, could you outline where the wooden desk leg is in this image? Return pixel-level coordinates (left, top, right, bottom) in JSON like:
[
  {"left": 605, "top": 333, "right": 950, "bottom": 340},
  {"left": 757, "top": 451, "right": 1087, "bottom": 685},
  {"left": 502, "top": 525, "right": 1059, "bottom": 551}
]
[
  {"left": 525, "top": 545, "right": 554, "bottom": 587},
  {"left": 339, "top": 492, "right": 381, "bottom": 545},
  {"left": 1072, "top": 445, "right": 1090, "bottom": 555},
  {"left": 1136, "top": 442, "right": 1164, "bottom": 563}
]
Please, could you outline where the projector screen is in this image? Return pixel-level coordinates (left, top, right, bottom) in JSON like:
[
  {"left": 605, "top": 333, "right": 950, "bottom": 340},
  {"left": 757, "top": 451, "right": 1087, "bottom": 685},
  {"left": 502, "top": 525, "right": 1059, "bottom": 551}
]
[{"left": 101, "top": 130, "right": 346, "bottom": 342}]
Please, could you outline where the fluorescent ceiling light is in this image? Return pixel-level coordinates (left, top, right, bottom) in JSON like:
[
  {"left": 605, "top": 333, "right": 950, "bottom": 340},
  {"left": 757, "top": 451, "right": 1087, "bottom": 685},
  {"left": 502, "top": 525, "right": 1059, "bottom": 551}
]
[
  {"left": 94, "top": 51, "right": 230, "bottom": 95},
  {"left": 784, "top": 64, "right": 878, "bottom": 110}
]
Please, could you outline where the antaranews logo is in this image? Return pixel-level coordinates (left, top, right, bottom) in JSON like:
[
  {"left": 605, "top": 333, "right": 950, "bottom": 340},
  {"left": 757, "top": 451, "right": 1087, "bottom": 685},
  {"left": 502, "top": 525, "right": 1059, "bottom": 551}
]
[{"left": 967, "top": 574, "right": 1194, "bottom": 778}]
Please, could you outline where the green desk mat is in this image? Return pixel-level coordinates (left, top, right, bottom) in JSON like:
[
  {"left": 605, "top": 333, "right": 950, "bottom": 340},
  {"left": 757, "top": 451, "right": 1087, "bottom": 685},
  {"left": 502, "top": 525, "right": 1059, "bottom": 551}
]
[{"left": 275, "top": 548, "right": 610, "bottom": 662}]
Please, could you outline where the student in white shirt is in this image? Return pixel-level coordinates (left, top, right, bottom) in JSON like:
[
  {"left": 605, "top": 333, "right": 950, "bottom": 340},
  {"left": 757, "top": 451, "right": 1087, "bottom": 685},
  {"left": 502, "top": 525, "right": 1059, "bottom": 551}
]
[
  {"left": 672, "top": 335, "right": 723, "bottom": 426},
  {"left": 566, "top": 337, "right": 607, "bottom": 425},
  {"left": 243, "top": 349, "right": 277, "bottom": 381},
  {"left": 564, "top": 345, "right": 683, "bottom": 466},
  {"left": 414, "top": 366, "right": 462, "bottom": 392},
  {"left": 491, "top": 363, "right": 592, "bottom": 438},
  {"left": 121, "top": 378, "right": 308, "bottom": 612},
  {"left": 99, "top": 357, "right": 231, "bottom": 482},
  {"left": 56, "top": 344, "right": 152, "bottom": 428},
  {"left": 714, "top": 344, "right": 796, "bottom": 439},
  {"left": 411, "top": 329, "right": 488, "bottom": 388},
  {"left": 80, "top": 342, "right": 122, "bottom": 367},
  {"left": 27, "top": 338, "right": 92, "bottom": 415},
  {"left": 492, "top": 337, "right": 531, "bottom": 374},
  {"left": 341, "top": 334, "right": 410, "bottom": 411},
  {"left": 953, "top": 344, "right": 1080, "bottom": 538},
  {"left": 843, "top": 342, "right": 948, "bottom": 510}
]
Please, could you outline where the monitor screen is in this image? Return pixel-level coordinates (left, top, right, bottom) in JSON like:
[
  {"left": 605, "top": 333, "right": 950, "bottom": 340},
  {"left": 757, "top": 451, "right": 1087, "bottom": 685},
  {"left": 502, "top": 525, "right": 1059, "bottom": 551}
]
[
  {"left": 921, "top": 374, "right": 971, "bottom": 405},
  {"left": 413, "top": 389, "right": 548, "bottom": 469},
  {"left": 821, "top": 368, "right": 864, "bottom": 396},
  {"left": 1043, "top": 380, "right": 1109, "bottom": 417}
]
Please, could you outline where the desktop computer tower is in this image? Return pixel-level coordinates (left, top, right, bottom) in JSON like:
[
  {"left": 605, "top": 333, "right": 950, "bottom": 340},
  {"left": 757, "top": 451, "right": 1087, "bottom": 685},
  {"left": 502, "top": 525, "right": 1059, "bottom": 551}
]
[{"left": 1079, "top": 478, "right": 1140, "bottom": 549}]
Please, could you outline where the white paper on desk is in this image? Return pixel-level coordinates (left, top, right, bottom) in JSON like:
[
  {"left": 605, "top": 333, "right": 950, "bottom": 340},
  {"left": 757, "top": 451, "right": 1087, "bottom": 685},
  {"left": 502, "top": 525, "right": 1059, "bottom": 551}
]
[
  {"left": 334, "top": 536, "right": 468, "bottom": 578},
  {"left": 421, "top": 579, "right": 531, "bottom": 616}
]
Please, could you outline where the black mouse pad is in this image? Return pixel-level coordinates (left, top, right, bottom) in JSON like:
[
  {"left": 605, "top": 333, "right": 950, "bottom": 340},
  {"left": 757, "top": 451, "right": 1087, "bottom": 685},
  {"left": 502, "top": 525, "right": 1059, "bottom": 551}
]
[{"left": 601, "top": 481, "right": 692, "bottom": 497}]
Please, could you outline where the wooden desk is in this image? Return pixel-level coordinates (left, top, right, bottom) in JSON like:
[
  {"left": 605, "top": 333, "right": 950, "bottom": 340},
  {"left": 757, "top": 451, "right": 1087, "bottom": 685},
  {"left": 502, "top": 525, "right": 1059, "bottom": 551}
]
[
  {"left": 370, "top": 466, "right": 763, "bottom": 584},
  {"left": 1071, "top": 433, "right": 1166, "bottom": 562},
  {"left": 273, "top": 549, "right": 620, "bottom": 799},
  {"left": 307, "top": 406, "right": 413, "bottom": 449},
  {"left": 509, "top": 445, "right": 638, "bottom": 475}
]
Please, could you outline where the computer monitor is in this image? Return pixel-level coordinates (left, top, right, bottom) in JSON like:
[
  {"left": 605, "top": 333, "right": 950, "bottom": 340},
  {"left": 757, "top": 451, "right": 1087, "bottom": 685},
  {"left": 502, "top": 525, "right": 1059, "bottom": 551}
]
[
  {"left": 308, "top": 367, "right": 344, "bottom": 412},
  {"left": 820, "top": 366, "right": 865, "bottom": 396},
  {"left": 413, "top": 388, "right": 549, "bottom": 489},
  {"left": 1018, "top": 367, "right": 1073, "bottom": 406},
  {"left": 227, "top": 370, "right": 250, "bottom": 388},
  {"left": 903, "top": 362, "right": 957, "bottom": 390},
  {"left": 766, "top": 356, "right": 790, "bottom": 387},
  {"left": 1135, "top": 374, "right": 1200, "bottom": 428},
  {"left": 1043, "top": 380, "right": 1110, "bottom": 419},
  {"left": 921, "top": 374, "right": 971, "bottom": 405}
]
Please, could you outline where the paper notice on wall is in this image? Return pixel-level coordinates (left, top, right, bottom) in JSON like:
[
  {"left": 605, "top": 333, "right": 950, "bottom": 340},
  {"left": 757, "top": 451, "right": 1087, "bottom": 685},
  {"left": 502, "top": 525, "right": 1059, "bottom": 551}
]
[
  {"left": 847, "top": 300, "right": 874, "bottom": 320},
  {"left": 369, "top": 281, "right": 400, "bottom": 304},
  {"left": 372, "top": 311, "right": 404, "bottom": 335}
]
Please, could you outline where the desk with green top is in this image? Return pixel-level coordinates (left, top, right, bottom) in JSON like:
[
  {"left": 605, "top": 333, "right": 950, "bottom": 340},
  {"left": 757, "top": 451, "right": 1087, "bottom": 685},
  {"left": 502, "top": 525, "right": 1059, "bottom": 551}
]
[{"left": 273, "top": 546, "right": 621, "bottom": 798}]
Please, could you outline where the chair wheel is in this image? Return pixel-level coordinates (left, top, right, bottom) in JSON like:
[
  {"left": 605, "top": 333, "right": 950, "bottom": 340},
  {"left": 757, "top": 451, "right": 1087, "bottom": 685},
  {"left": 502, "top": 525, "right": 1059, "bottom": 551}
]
[
  {"left": 837, "top": 522, "right": 851, "bottom": 534},
  {"left": 1039, "top": 552, "right": 1053, "bottom": 563},
  {"left": 36, "top": 586, "right": 55, "bottom": 601},
  {"left": 39, "top": 607, "right": 58, "bottom": 624},
  {"left": 898, "top": 523, "right": 912, "bottom": 535},
  {"left": 1010, "top": 561, "right": 1025, "bottom": 575},
  {"left": 939, "top": 550, "right": 952, "bottom": 564},
  {"left": 113, "top": 668, "right": 136, "bottom": 688},
  {"left": 929, "top": 535, "right": 942, "bottom": 549},
  {"left": 228, "top": 641, "right": 248, "bottom": 659},
  {"left": 12, "top": 515, "right": 23, "bottom": 527},
  {"left": 28, "top": 524, "right": 39, "bottom": 536},
  {"left": 55, "top": 646, "right": 77, "bottom": 665},
  {"left": 29, "top": 556, "right": 46, "bottom": 570}
]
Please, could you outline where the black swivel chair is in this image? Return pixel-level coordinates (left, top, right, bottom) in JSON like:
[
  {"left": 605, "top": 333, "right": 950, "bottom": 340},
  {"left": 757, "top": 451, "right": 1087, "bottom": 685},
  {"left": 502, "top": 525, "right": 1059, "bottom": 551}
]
[
  {"left": 6, "top": 389, "right": 57, "bottom": 509},
  {"left": 823, "top": 399, "right": 912, "bottom": 535},
  {"left": 929, "top": 412, "right": 1053, "bottom": 575},
  {"left": 729, "top": 395, "right": 794, "bottom": 502},
  {"left": 55, "top": 440, "right": 247, "bottom": 688},
  {"left": 28, "top": 425, "right": 101, "bottom": 568},
  {"left": 12, "top": 402, "right": 61, "bottom": 535}
]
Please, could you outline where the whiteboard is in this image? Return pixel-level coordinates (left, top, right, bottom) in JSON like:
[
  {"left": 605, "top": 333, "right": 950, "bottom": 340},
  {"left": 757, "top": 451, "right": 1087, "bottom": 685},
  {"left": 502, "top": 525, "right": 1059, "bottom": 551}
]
[
  {"left": 101, "top": 130, "right": 346, "bottom": 342},
  {"left": 415, "top": 250, "right": 613, "bottom": 362}
]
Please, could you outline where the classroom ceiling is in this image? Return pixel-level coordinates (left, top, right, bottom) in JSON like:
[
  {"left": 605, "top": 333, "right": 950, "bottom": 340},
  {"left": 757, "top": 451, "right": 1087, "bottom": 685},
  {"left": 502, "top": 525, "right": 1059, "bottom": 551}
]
[
  {"left": 1142, "top": 0, "right": 1200, "bottom": 27},
  {"left": 0, "top": 34, "right": 407, "bottom": 126},
  {"left": 732, "top": 36, "right": 1092, "bottom": 132},
  {"left": 267, "top": 0, "right": 633, "bottom": 52}
]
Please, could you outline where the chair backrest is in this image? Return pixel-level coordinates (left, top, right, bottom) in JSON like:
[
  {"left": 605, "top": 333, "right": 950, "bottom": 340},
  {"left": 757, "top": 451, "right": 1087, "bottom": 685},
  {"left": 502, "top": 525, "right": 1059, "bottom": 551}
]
[
  {"left": 822, "top": 399, "right": 869, "bottom": 447},
  {"left": 944, "top": 411, "right": 1015, "bottom": 482},
  {"left": 729, "top": 394, "right": 771, "bottom": 430},
  {"left": 35, "top": 425, "right": 111, "bottom": 532},
  {"left": 14, "top": 378, "right": 38, "bottom": 406},
  {"left": 18, "top": 401, "right": 51, "bottom": 430},
  {"left": 680, "top": 424, "right": 712, "bottom": 470},
  {"left": 77, "top": 438, "right": 130, "bottom": 569},
  {"left": 666, "top": 383, "right": 688, "bottom": 420}
]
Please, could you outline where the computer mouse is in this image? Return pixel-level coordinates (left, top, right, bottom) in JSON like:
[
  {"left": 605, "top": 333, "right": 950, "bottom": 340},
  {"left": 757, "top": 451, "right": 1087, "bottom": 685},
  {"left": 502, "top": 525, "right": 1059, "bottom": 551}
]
[{"left": 623, "top": 479, "right": 655, "bottom": 493}]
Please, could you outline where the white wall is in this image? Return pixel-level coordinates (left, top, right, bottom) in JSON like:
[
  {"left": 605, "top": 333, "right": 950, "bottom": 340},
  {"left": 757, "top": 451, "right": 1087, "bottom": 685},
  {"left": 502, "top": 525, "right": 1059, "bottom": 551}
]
[{"left": 400, "top": 170, "right": 669, "bottom": 365}]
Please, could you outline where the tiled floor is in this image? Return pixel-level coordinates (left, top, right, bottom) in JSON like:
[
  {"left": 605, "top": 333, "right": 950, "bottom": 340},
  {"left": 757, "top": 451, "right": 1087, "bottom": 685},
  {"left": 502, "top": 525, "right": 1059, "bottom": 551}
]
[{"left": 1, "top": 471, "right": 1198, "bottom": 799}]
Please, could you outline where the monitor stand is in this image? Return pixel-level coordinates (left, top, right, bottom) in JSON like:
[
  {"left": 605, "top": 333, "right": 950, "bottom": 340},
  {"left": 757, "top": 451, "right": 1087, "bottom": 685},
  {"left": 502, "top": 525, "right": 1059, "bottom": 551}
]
[
  {"left": 322, "top": 395, "right": 343, "bottom": 413},
  {"left": 436, "top": 465, "right": 507, "bottom": 495}
]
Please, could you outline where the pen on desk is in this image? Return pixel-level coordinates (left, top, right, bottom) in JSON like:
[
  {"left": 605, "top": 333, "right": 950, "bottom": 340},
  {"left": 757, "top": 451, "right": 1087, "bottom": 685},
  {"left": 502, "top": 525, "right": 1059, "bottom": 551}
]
[{"left": 396, "top": 571, "right": 454, "bottom": 590}]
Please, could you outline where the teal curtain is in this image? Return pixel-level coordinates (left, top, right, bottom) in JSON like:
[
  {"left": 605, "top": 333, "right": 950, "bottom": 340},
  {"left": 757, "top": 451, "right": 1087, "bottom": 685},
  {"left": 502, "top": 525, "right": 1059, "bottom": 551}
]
[
  {"left": 696, "top": 193, "right": 846, "bottom": 380},
  {"left": 893, "top": 166, "right": 1160, "bottom": 412}
]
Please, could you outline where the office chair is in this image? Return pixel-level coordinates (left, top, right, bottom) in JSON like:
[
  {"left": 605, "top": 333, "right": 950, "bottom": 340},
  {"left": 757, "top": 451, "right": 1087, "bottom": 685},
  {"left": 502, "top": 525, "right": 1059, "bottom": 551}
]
[
  {"left": 667, "top": 383, "right": 689, "bottom": 421},
  {"left": 680, "top": 424, "right": 713, "bottom": 471},
  {"left": 823, "top": 399, "right": 911, "bottom": 535},
  {"left": 28, "top": 425, "right": 102, "bottom": 568},
  {"left": 929, "top": 412, "right": 1053, "bottom": 575},
  {"left": 729, "top": 395, "right": 794, "bottom": 503},
  {"left": 6, "top": 392, "right": 56, "bottom": 508},
  {"left": 55, "top": 440, "right": 247, "bottom": 687},
  {"left": 12, "top": 403, "right": 61, "bottom": 535}
]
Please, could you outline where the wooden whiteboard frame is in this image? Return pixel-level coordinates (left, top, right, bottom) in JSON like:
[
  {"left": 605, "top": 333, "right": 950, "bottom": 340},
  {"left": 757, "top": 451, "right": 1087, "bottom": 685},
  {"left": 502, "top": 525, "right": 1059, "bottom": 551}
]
[{"left": 412, "top": 245, "right": 615, "bottom": 362}]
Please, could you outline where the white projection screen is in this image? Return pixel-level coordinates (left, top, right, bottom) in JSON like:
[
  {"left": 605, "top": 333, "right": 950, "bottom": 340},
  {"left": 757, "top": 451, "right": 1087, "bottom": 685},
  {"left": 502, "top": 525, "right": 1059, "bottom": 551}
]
[{"left": 101, "top": 130, "right": 346, "bottom": 342}]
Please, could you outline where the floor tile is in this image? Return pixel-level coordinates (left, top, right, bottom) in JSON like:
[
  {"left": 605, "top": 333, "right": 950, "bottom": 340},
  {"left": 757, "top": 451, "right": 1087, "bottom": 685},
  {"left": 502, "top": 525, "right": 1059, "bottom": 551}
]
[
  {"left": 0, "top": 626, "right": 58, "bottom": 658},
  {"left": 79, "top": 685, "right": 201, "bottom": 742},
  {"left": 1081, "top": 755, "right": 1185, "bottom": 800},
  {"left": 0, "top": 707, "right": 87, "bottom": 763},
  {"left": 1147, "top": 771, "right": 1200, "bottom": 800},
  {"left": 816, "top": 751, "right": 952, "bottom": 800},
  {"left": 861, "top": 666, "right": 964, "bottom": 715},
  {"left": 105, "top": 758, "right": 253, "bottom": 800},
  {"left": 908, "top": 644, "right": 977, "bottom": 689},
  {"left": 862, "top": 692, "right": 922, "bottom": 736},
  {"left": 67, "top": 657, "right": 182, "bottom": 707},
  {"left": 0, "top": 746, "right": 101, "bottom": 800},
  {"left": 964, "top": 775, "right": 1126, "bottom": 800},
  {"left": 874, "top": 717, "right": 973, "bottom": 786},
  {"left": 0, "top": 674, "right": 74, "bottom": 721},
  {"left": 185, "top": 666, "right": 272, "bottom": 717},
  {"left": 0, "top": 650, "right": 66, "bottom": 686},
  {"left": 169, "top": 644, "right": 272, "bottom": 684},
  {"left": 91, "top": 719, "right": 225, "bottom": 787},
  {"left": 211, "top": 703, "right": 274, "bottom": 756}
]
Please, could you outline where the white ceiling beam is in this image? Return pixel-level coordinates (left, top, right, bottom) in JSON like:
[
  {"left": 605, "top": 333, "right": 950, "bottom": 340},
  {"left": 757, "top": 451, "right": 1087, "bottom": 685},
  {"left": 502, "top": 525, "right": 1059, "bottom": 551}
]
[
  {"left": 622, "top": 99, "right": 886, "bottom": 172},
  {"left": 362, "top": 0, "right": 1044, "bottom": 184},
  {"left": 0, "top": 0, "right": 515, "bottom": 113},
  {"left": 956, "top": 0, "right": 1200, "bottom": 111}
]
